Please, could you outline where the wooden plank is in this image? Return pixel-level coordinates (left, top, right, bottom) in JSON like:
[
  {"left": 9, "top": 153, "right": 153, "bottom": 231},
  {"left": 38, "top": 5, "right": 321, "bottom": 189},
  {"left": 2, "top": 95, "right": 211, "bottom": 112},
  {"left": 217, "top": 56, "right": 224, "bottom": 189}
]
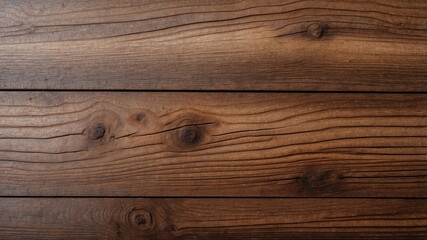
[
  {"left": 0, "top": 92, "right": 426, "bottom": 197},
  {"left": 0, "top": 198, "right": 426, "bottom": 240},
  {"left": 1, "top": 0, "right": 427, "bottom": 91}
]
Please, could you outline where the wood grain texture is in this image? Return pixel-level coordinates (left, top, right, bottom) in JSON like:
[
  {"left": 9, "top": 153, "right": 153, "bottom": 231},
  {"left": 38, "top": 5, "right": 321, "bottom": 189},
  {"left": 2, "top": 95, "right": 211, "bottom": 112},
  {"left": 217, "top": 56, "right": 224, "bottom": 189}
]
[
  {"left": 0, "top": 92, "right": 426, "bottom": 197},
  {"left": 1, "top": 198, "right": 426, "bottom": 240},
  {"left": 1, "top": 0, "right": 427, "bottom": 91}
]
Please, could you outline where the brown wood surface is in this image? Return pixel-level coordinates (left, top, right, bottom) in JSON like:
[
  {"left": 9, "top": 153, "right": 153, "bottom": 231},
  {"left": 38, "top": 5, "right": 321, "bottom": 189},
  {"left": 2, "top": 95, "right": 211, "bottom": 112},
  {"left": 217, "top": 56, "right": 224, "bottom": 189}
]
[
  {"left": 0, "top": 91, "right": 425, "bottom": 197},
  {"left": 0, "top": 198, "right": 426, "bottom": 240},
  {"left": 1, "top": 0, "right": 427, "bottom": 91},
  {"left": 1, "top": 1, "right": 426, "bottom": 237}
]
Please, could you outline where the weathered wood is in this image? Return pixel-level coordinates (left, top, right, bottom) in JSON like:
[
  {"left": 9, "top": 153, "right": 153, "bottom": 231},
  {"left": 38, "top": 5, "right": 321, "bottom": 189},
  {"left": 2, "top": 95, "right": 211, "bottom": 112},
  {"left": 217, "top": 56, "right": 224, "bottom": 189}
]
[
  {"left": 1, "top": 0, "right": 427, "bottom": 91},
  {"left": 0, "top": 198, "right": 426, "bottom": 240},
  {"left": 0, "top": 92, "right": 425, "bottom": 197}
]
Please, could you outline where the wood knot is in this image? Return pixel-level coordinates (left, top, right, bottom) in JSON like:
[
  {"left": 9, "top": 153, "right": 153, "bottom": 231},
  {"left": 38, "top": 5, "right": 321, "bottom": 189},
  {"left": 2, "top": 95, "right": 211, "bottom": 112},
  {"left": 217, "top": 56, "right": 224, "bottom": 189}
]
[
  {"left": 129, "top": 112, "right": 149, "bottom": 126},
  {"left": 135, "top": 215, "right": 147, "bottom": 225},
  {"left": 129, "top": 208, "right": 154, "bottom": 231},
  {"left": 90, "top": 126, "right": 105, "bottom": 140},
  {"left": 180, "top": 125, "right": 202, "bottom": 146},
  {"left": 134, "top": 113, "right": 145, "bottom": 122},
  {"left": 297, "top": 169, "right": 343, "bottom": 191},
  {"left": 307, "top": 23, "right": 325, "bottom": 39},
  {"left": 87, "top": 123, "right": 107, "bottom": 141}
]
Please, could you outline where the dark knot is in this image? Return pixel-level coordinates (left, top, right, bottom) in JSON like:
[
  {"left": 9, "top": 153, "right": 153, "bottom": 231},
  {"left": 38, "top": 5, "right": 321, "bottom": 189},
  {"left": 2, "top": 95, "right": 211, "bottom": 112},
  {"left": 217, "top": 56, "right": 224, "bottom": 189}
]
[
  {"left": 181, "top": 126, "right": 202, "bottom": 145},
  {"left": 307, "top": 23, "right": 325, "bottom": 39}
]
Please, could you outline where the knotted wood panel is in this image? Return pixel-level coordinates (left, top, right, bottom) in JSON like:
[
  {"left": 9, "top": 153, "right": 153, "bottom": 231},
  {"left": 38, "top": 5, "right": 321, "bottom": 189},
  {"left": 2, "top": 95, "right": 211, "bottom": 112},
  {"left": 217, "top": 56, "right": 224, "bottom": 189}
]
[
  {"left": 0, "top": 0, "right": 426, "bottom": 91},
  {"left": 1, "top": 198, "right": 426, "bottom": 240},
  {"left": 0, "top": 92, "right": 425, "bottom": 197}
]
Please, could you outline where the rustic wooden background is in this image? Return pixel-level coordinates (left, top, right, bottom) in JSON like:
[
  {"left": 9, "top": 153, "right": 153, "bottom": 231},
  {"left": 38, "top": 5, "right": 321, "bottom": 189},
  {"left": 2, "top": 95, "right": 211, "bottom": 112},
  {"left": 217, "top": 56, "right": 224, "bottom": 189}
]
[{"left": 0, "top": 0, "right": 426, "bottom": 239}]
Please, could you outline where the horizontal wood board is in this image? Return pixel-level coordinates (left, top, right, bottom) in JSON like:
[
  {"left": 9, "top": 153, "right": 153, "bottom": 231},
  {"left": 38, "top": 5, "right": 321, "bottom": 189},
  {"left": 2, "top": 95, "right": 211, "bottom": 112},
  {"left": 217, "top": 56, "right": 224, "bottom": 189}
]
[
  {"left": 1, "top": 0, "right": 427, "bottom": 91},
  {"left": 0, "top": 91, "right": 425, "bottom": 197},
  {"left": 1, "top": 198, "right": 426, "bottom": 240}
]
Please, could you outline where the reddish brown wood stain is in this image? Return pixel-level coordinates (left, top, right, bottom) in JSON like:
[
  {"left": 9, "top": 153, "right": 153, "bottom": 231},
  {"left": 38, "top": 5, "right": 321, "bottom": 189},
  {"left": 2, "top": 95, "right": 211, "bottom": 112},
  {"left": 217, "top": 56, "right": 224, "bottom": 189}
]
[{"left": 0, "top": 0, "right": 426, "bottom": 239}]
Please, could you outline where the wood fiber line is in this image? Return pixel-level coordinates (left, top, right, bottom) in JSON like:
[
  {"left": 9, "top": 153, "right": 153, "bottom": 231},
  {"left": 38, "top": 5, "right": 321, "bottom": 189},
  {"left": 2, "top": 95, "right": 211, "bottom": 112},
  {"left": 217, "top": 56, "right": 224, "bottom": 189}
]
[
  {"left": 0, "top": 198, "right": 426, "bottom": 240},
  {"left": 0, "top": 92, "right": 425, "bottom": 197},
  {"left": 0, "top": 0, "right": 426, "bottom": 91}
]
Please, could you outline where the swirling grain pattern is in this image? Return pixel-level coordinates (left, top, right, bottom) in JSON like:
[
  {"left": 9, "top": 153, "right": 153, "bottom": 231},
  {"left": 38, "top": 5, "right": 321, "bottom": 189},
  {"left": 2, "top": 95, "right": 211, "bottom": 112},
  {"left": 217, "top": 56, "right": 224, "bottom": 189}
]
[
  {"left": 0, "top": 92, "right": 425, "bottom": 197},
  {"left": 0, "top": 198, "right": 426, "bottom": 240}
]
